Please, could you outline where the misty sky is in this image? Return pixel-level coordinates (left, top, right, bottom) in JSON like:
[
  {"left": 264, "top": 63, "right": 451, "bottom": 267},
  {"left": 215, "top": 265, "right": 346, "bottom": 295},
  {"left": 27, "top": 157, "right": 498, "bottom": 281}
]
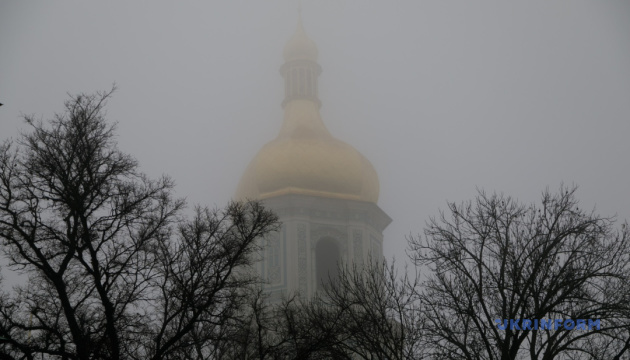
[{"left": 1, "top": 1, "right": 629, "bottom": 264}]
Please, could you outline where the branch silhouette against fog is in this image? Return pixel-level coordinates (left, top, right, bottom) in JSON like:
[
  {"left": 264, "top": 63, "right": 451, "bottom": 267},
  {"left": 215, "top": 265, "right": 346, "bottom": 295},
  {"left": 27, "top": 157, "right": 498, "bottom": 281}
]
[
  {"left": 225, "top": 258, "right": 424, "bottom": 360},
  {"left": 318, "top": 259, "right": 425, "bottom": 360},
  {"left": 213, "top": 287, "right": 354, "bottom": 359},
  {"left": 0, "top": 89, "right": 279, "bottom": 360},
  {"left": 408, "top": 186, "right": 630, "bottom": 360}
]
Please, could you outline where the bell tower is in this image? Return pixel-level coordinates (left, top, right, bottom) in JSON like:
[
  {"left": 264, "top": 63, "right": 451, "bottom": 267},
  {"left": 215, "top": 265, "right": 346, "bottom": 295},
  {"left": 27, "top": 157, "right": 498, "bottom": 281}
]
[{"left": 236, "top": 16, "right": 391, "bottom": 301}]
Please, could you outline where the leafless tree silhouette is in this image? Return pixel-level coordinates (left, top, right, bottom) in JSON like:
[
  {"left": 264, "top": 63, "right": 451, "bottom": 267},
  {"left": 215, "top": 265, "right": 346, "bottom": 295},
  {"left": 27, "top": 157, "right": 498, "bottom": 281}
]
[
  {"left": 409, "top": 186, "right": 630, "bottom": 360},
  {"left": 0, "top": 89, "right": 279, "bottom": 360},
  {"left": 221, "top": 258, "right": 424, "bottom": 360}
]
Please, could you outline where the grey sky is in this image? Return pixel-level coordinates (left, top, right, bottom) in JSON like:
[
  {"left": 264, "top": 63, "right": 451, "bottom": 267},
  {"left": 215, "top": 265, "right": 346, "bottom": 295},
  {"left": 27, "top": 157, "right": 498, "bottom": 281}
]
[{"left": 1, "top": 1, "right": 629, "bottom": 263}]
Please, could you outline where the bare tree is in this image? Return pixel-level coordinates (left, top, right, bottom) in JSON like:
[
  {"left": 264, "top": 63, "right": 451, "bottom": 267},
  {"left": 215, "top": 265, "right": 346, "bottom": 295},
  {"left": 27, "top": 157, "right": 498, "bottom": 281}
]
[
  {"left": 409, "top": 186, "right": 630, "bottom": 360},
  {"left": 0, "top": 89, "right": 279, "bottom": 360},
  {"left": 228, "top": 259, "right": 424, "bottom": 360},
  {"left": 212, "top": 287, "right": 353, "bottom": 360},
  {"left": 319, "top": 259, "right": 425, "bottom": 360}
]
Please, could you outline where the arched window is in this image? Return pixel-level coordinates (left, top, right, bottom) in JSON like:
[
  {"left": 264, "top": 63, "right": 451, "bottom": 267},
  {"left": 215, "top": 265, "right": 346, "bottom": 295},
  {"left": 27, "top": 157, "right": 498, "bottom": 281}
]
[
  {"left": 299, "top": 67, "right": 306, "bottom": 96},
  {"left": 291, "top": 68, "right": 298, "bottom": 97},
  {"left": 305, "top": 69, "right": 312, "bottom": 97},
  {"left": 316, "top": 237, "right": 340, "bottom": 290}
]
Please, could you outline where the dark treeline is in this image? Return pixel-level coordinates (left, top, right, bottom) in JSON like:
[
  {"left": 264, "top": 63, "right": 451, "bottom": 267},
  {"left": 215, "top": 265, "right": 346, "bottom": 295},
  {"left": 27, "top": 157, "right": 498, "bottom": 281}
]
[{"left": 0, "top": 91, "right": 628, "bottom": 359}]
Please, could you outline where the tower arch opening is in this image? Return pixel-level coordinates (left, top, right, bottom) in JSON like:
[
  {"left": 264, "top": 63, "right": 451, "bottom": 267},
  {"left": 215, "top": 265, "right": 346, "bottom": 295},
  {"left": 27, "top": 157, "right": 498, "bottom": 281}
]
[{"left": 315, "top": 237, "right": 340, "bottom": 290}]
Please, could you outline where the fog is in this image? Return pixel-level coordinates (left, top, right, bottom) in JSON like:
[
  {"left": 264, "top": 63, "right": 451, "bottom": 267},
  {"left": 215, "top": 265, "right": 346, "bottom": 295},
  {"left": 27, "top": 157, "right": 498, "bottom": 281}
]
[{"left": 1, "top": 1, "right": 629, "bottom": 266}]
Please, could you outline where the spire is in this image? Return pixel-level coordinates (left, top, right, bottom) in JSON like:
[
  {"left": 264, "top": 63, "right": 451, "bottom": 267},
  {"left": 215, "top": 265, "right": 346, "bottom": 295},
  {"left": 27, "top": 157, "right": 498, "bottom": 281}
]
[
  {"left": 280, "top": 14, "right": 322, "bottom": 107},
  {"left": 283, "top": 15, "right": 318, "bottom": 62}
]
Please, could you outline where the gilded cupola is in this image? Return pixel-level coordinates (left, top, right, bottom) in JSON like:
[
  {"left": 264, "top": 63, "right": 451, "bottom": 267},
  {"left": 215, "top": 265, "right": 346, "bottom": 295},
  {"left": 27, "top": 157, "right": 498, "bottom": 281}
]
[{"left": 235, "top": 17, "right": 380, "bottom": 203}]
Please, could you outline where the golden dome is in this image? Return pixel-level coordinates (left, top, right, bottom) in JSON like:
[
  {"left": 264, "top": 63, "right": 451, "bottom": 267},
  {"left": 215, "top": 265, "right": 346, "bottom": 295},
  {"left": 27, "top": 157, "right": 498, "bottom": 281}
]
[
  {"left": 236, "top": 100, "right": 379, "bottom": 203},
  {"left": 283, "top": 17, "right": 318, "bottom": 62},
  {"left": 235, "top": 18, "right": 379, "bottom": 204}
]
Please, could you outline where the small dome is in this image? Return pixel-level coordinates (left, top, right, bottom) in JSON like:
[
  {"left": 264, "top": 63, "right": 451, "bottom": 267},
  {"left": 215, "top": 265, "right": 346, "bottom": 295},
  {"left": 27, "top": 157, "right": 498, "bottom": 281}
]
[
  {"left": 236, "top": 101, "right": 379, "bottom": 203},
  {"left": 283, "top": 17, "right": 318, "bottom": 62}
]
